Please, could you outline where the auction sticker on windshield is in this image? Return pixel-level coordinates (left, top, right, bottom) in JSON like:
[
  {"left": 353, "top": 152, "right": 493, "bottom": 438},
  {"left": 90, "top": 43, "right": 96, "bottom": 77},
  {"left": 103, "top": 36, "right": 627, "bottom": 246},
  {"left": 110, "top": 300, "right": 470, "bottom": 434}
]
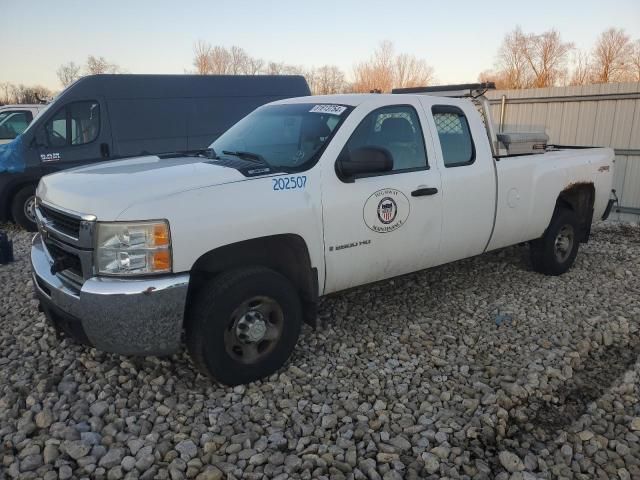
[{"left": 309, "top": 105, "right": 347, "bottom": 115}]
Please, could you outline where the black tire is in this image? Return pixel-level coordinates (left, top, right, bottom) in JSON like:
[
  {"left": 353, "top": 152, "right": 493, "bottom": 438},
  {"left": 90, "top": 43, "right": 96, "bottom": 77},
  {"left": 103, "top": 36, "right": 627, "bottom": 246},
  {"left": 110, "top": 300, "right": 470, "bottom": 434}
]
[
  {"left": 11, "top": 185, "right": 38, "bottom": 232},
  {"left": 530, "top": 208, "right": 580, "bottom": 276},
  {"left": 186, "top": 266, "right": 302, "bottom": 386}
]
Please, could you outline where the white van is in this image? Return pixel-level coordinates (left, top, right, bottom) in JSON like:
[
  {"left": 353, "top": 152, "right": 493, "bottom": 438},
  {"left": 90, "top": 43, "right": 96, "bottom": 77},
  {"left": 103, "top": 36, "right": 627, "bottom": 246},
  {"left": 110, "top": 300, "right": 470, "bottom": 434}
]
[{"left": 0, "top": 104, "right": 47, "bottom": 145}]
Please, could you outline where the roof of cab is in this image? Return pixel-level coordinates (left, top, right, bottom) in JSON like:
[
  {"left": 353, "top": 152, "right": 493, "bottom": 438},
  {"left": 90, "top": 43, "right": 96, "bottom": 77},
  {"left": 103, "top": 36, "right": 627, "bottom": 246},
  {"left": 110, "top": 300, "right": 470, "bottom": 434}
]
[{"left": 269, "top": 93, "right": 470, "bottom": 107}]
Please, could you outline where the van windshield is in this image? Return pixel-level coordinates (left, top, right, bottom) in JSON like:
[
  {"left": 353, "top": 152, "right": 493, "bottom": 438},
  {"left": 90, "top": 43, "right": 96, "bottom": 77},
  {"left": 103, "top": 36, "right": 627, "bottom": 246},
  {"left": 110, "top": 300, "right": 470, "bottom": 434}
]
[{"left": 211, "top": 103, "right": 352, "bottom": 170}]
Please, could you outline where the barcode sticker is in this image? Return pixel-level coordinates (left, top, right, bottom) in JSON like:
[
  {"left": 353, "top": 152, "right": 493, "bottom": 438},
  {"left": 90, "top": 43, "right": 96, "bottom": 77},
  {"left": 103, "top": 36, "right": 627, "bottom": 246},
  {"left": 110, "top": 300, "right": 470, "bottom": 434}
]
[{"left": 309, "top": 104, "right": 347, "bottom": 115}]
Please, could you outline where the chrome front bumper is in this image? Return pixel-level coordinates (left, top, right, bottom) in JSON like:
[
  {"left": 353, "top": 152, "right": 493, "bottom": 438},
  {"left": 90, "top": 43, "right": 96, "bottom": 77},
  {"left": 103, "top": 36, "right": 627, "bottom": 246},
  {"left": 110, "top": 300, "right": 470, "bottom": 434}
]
[{"left": 31, "top": 233, "right": 190, "bottom": 356}]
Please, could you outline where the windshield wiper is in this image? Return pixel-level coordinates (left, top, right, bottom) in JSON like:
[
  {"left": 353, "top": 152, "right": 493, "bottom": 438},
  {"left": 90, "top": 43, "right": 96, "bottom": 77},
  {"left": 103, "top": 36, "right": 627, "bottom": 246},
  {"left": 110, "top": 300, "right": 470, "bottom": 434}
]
[
  {"left": 161, "top": 148, "right": 218, "bottom": 159},
  {"left": 222, "top": 150, "right": 265, "bottom": 163},
  {"left": 189, "top": 148, "right": 218, "bottom": 159}
]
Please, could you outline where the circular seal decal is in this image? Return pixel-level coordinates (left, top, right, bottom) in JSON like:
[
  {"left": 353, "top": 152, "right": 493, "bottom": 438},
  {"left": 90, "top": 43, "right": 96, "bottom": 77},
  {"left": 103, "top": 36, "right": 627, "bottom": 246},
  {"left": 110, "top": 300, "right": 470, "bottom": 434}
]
[
  {"left": 364, "top": 188, "right": 410, "bottom": 233},
  {"left": 377, "top": 197, "right": 397, "bottom": 224}
]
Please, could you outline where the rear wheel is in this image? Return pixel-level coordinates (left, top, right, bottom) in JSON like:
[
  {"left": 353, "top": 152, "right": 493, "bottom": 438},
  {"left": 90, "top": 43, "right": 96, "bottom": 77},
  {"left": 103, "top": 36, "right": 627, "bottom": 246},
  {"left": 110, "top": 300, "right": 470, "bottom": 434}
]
[
  {"left": 186, "top": 267, "right": 302, "bottom": 386},
  {"left": 530, "top": 208, "right": 580, "bottom": 275},
  {"left": 11, "top": 185, "right": 37, "bottom": 232}
]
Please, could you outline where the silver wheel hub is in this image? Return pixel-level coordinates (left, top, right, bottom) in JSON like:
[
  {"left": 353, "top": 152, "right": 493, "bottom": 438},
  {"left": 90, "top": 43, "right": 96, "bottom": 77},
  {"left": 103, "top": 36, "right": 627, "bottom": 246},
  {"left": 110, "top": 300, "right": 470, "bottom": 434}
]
[
  {"left": 24, "top": 196, "right": 36, "bottom": 223},
  {"left": 236, "top": 310, "right": 267, "bottom": 343},
  {"left": 554, "top": 225, "right": 574, "bottom": 263}
]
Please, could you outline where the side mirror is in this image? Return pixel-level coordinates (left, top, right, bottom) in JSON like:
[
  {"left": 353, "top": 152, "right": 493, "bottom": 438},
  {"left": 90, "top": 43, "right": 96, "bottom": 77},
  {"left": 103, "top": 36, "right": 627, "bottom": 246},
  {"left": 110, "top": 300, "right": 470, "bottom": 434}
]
[
  {"left": 30, "top": 129, "right": 47, "bottom": 148},
  {"left": 337, "top": 146, "right": 394, "bottom": 180}
]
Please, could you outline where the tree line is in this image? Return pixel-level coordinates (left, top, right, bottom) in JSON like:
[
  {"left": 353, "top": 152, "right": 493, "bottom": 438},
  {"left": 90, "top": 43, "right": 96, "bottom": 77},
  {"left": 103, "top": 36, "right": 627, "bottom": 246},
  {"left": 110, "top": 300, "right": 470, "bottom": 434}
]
[
  {"left": 481, "top": 27, "right": 640, "bottom": 89},
  {"left": 191, "top": 40, "right": 434, "bottom": 94},
  {"left": 1, "top": 27, "right": 638, "bottom": 105},
  {"left": 0, "top": 55, "right": 122, "bottom": 105}
]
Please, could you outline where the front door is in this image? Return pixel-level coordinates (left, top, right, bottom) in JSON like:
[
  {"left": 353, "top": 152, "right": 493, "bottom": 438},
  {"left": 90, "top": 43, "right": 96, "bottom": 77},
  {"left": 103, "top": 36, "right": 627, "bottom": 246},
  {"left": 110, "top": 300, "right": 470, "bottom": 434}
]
[
  {"left": 321, "top": 100, "right": 443, "bottom": 294},
  {"left": 36, "top": 99, "right": 111, "bottom": 175}
]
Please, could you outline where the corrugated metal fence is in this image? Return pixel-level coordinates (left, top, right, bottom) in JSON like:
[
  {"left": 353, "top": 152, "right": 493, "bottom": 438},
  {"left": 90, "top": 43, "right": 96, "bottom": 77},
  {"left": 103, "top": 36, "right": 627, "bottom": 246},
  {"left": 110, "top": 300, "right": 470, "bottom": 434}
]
[{"left": 485, "top": 82, "right": 640, "bottom": 221}]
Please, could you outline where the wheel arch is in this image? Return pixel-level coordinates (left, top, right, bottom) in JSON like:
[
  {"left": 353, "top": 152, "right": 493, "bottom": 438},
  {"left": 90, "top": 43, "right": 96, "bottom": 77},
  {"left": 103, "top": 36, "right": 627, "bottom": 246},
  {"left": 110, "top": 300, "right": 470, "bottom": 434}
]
[
  {"left": 2, "top": 177, "right": 39, "bottom": 222},
  {"left": 187, "top": 234, "right": 319, "bottom": 324},
  {"left": 556, "top": 182, "right": 595, "bottom": 242}
]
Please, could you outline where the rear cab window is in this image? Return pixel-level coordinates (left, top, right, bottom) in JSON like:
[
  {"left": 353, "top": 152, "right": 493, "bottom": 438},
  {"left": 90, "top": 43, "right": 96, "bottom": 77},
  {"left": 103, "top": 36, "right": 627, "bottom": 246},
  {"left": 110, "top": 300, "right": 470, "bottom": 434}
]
[{"left": 431, "top": 105, "right": 475, "bottom": 167}]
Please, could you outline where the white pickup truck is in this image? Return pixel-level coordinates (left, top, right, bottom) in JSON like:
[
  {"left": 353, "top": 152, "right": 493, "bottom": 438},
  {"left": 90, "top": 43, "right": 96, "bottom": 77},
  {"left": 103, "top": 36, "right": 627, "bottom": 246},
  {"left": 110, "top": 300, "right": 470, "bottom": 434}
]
[{"left": 31, "top": 83, "right": 615, "bottom": 385}]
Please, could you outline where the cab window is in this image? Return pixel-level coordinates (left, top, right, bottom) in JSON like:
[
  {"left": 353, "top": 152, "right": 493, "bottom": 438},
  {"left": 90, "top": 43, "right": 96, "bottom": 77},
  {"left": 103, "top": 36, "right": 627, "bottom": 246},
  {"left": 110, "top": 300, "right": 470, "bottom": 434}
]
[
  {"left": 44, "top": 101, "right": 100, "bottom": 147},
  {"left": 432, "top": 106, "right": 475, "bottom": 167},
  {"left": 0, "top": 111, "right": 34, "bottom": 140},
  {"left": 343, "top": 105, "right": 428, "bottom": 172}
]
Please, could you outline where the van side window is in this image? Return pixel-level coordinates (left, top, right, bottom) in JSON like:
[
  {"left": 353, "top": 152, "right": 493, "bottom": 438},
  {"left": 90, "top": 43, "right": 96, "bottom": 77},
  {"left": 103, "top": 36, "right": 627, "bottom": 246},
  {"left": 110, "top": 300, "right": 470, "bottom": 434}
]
[
  {"left": 432, "top": 106, "right": 475, "bottom": 167},
  {"left": 46, "top": 108, "right": 67, "bottom": 147},
  {"left": 44, "top": 101, "right": 100, "bottom": 148},
  {"left": 343, "top": 105, "right": 428, "bottom": 173}
]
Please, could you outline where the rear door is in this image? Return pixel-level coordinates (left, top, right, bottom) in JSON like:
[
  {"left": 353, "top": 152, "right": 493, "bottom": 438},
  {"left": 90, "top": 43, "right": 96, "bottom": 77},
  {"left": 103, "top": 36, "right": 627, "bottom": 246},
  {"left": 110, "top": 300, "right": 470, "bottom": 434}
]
[
  {"left": 37, "top": 99, "right": 112, "bottom": 175},
  {"left": 419, "top": 98, "right": 496, "bottom": 264}
]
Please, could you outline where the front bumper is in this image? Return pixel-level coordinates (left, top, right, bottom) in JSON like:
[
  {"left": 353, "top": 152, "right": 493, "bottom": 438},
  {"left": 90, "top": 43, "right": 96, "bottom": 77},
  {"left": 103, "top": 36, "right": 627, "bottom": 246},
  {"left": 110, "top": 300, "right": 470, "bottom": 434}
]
[{"left": 31, "top": 233, "right": 190, "bottom": 356}]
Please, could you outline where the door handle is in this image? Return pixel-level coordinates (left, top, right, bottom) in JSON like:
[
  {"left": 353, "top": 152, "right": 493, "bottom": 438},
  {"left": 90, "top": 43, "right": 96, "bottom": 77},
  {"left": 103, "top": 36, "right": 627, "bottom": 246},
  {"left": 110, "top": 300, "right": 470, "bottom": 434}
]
[
  {"left": 100, "top": 143, "right": 110, "bottom": 158},
  {"left": 411, "top": 187, "right": 438, "bottom": 197}
]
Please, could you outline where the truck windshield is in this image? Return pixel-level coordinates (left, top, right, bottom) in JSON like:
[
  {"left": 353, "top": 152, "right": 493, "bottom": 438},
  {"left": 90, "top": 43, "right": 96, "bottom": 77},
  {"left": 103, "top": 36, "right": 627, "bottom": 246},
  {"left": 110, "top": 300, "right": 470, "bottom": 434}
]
[{"left": 211, "top": 103, "right": 352, "bottom": 170}]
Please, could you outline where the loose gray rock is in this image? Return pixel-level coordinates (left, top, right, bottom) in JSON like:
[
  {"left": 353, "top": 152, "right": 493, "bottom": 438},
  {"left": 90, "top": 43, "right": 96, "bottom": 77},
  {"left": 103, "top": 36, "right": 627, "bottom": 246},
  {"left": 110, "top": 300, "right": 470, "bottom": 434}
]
[
  {"left": 63, "top": 440, "right": 91, "bottom": 460},
  {"left": 1, "top": 222, "right": 640, "bottom": 480},
  {"left": 175, "top": 440, "right": 198, "bottom": 460},
  {"left": 499, "top": 451, "right": 525, "bottom": 473},
  {"left": 99, "top": 448, "right": 125, "bottom": 468}
]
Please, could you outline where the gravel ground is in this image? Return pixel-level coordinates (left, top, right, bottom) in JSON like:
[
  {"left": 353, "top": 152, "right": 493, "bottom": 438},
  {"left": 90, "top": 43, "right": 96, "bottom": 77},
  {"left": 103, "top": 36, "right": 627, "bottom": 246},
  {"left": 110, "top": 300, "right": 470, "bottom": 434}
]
[{"left": 1, "top": 221, "right": 640, "bottom": 480}]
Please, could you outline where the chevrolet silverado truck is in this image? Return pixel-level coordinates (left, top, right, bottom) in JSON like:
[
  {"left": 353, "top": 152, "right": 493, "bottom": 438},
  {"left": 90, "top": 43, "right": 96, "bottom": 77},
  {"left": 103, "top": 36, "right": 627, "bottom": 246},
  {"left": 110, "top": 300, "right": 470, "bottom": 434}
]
[{"left": 31, "top": 83, "right": 615, "bottom": 385}]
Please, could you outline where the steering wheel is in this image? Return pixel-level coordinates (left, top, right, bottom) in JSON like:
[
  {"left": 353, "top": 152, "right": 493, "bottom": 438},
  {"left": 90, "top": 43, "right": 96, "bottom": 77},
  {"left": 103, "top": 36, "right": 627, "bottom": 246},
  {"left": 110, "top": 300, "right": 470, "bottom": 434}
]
[{"left": 49, "top": 129, "right": 66, "bottom": 144}]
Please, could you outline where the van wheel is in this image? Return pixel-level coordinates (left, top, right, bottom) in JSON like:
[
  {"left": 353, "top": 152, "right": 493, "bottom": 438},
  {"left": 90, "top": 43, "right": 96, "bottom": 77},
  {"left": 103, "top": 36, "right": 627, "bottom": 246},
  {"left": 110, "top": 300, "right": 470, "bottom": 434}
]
[
  {"left": 11, "top": 185, "right": 38, "bottom": 232},
  {"left": 530, "top": 208, "right": 580, "bottom": 276},
  {"left": 186, "top": 267, "right": 302, "bottom": 386}
]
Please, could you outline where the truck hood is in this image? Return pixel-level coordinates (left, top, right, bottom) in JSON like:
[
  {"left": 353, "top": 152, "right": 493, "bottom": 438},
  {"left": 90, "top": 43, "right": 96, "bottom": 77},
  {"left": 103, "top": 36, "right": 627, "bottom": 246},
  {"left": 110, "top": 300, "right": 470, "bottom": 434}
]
[{"left": 37, "top": 155, "right": 247, "bottom": 219}]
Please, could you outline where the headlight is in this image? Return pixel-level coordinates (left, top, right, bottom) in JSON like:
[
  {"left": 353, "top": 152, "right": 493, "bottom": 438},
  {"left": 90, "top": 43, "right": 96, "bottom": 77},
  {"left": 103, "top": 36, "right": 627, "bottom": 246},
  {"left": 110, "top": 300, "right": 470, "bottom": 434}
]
[{"left": 95, "top": 221, "right": 172, "bottom": 275}]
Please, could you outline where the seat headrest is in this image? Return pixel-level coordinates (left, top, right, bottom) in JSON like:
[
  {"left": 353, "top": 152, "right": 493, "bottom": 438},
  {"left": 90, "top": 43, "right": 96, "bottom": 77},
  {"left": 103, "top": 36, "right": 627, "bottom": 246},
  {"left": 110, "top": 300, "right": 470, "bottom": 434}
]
[
  {"left": 380, "top": 117, "right": 414, "bottom": 143},
  {"left": 302, "top": 116, "right": 331, "bottom": 140}
]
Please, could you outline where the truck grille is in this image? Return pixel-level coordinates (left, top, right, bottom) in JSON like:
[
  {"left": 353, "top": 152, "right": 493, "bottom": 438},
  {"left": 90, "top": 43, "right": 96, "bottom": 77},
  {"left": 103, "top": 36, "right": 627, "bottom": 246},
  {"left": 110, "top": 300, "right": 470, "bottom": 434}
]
[
  {"left": 39, "top": 204, "right": 82, "bottom": 239},
  {"left": 44, "top": 239, "right": 83, "bottom": 279}
]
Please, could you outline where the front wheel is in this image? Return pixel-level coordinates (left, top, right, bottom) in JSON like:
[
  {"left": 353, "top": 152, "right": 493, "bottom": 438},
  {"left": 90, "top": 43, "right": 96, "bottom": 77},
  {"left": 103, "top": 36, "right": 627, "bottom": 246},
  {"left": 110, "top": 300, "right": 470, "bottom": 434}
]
[
  {"left": 530, "top": 208, "right": 580, "bottom": 276},
  {"left": 11, "top": 185, "right": 38, "bottom": 232},
  {"left": 186, "top": 267, "right": 302, "bottom": 386}
]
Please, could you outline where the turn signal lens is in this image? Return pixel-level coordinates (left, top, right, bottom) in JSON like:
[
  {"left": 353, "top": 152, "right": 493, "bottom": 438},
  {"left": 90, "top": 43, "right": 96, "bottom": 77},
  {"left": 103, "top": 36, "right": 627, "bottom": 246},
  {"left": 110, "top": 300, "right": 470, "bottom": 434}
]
[
  {"left": 153, "top": 224, "right": 170, "bottom": 247},
  {"left": 152, "top": 249, "right": 171, "bottom": 271}
]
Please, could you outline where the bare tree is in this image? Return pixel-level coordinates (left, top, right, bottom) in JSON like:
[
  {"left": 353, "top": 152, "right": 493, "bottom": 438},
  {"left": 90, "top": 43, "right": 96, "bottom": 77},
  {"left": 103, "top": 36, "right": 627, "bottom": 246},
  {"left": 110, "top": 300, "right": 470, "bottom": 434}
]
[
  {"left": 494, "top": 27, "right": 533, "bottom": 89},
  {"left": 591, "top": 28, "right": 634, "bottom": 83},
  {"left": 245, "top": 57, "right": 264, "bottom": 75},
  {"left": 209, "top": 46, "right": 233, "bottom": 74},
  {"left": 85, "top": 55, "right": 120, "bottom": 75},
  {"left": 0, "top": 82, "right": 13, "bottom": 105},
  {"left": 521, "top": 30, "right": 573, "bottom": 87},
  {"left": 352, "top": 41, "right": 393, "bottom": 93},
  {"left": 352, "top": 41, "right": 433, "bottom": 93},
  {"left": 312, "top": 65, "right": 346, "bottom": 94},
  {"left": 228, "top": 46, "right": 250, "bottom": 74},
  {"left": 569, "top": 50, "right": 592, "bottom": 86},
  {"left": 395, "top": 53, "right": 435, "bottom": 88},
  {"left": 631, "top": 40, "right": 640, "bottom": 82},
  {"left": 193, "top": 40, "right": 213, "bottom": 74},
  {"left": 9, "top": 84, "right": 52, "bottom": 104},
  {"left": 477, "top": 69, "right": 510, "bottom": 89},
  {"left": 57, "top": 61, "right": 82, "bottom": 88}
]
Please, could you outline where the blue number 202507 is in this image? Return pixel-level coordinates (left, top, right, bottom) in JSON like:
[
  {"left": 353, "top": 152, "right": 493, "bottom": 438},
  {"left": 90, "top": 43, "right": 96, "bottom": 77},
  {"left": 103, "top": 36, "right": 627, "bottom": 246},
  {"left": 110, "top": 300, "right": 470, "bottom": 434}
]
[{"left": 272, "top": 175, "right": 307, "bottom": 191}]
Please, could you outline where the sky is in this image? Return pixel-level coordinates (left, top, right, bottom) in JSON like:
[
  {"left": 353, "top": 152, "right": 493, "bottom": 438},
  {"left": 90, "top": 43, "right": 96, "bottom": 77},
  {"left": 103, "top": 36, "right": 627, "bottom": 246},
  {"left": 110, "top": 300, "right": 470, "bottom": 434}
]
[{"left": 1, "top": 0, "right": 639, "bottom": 91}]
